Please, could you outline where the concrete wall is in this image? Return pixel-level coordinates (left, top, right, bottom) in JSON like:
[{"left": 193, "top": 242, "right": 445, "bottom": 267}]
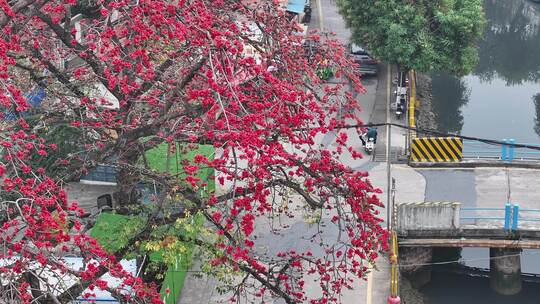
[
  {"left": 490, "top": 248, "right": 522, "bottom": 295},
  {"left": 400, "top": 247, "right": 433, "bottom": 275},
  {"left": 397, "top": 202, "right": 460, "bottom": 232}
]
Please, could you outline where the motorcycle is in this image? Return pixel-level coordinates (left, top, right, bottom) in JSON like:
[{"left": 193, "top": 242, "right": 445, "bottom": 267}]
[
  {"left": 396, "top": 105, "right": 403, "bottom": 119},
  {"left": 302, "top": 5, "right": 312, "bottom": 24},
  {"left": 365, "top": 137, "right": 375, "bottom": 154}
]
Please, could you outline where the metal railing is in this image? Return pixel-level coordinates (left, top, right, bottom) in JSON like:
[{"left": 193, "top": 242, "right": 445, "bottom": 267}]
[
  {"left": 460, "top": 205, "right": 513, "bottom": 229},
  {"left": 462, "top": 139, "right": 540, "bottom": 161},
  {"left": 460, "top": 207, "right": 506, "bottom": 221},
  {"left": 389, "top": 231, "right": 399, "bottom": 299},
  {"left": 518, "top": 207, "right": 540, "bottom": 224},
  {"left": 460, "top": 204, "right": 540, "bottom": 231},
  {"left": 388, "top": 196, "right": 400, "bottom": 303},
  {"left": 408, "top": 70, "right": 416, "bottom": 139}
]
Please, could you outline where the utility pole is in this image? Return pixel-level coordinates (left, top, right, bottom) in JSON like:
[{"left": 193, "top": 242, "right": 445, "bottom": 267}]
[
  {"left": 316, "top": 0, "right": 324, "bottom": 31},
  {"left": 391, "top": 178, "right": 396, "bottom": 230},
  {"left": 386, "top": 64, "right": 392, "bottom": 231}
]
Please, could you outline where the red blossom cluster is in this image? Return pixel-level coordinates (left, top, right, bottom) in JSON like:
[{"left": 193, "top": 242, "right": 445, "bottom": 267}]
[{"left": 0, "top": 0, "right": 387, "bottom": 303}]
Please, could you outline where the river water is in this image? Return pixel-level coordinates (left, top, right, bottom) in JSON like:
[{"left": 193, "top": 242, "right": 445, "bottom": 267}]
[
  {"left": 419, "top": 248, "right": 540, "bottom": 304},
  {"left": 420, "top": 1, "right": 540, "bottom": 302},
  {"left": 431, "top": 0, "right": 540, "bottom": 143}
]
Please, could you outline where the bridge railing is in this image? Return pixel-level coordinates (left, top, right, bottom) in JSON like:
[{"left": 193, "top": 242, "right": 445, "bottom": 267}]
[
  {"left": 397, "top": 202, "right": 540, "bottom": 236},
  {"left": 516, "top": 207, "right": 540, "bottom": 229},
  {"left": 461, "top": 204, "right": 540, "bottom": 231},
  {"left": 460, "top": 207, "right": 506, "bottom": 221},
  {"left": 463, "top": 140, "right": 540, "bottom": 161},
  {"left": 519, "top": 209, "right": 540, "bottom": 222},
  {"left": 460, "top": 206, "right": 511, "bottom": 231}
]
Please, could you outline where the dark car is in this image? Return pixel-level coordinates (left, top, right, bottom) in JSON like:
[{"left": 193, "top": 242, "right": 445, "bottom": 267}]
[
  {"left": 302, "top": 1, "right": 312, "bottom": 24},
  {"left": 349, "top": 43, "right": 378, "bottom": 76}
]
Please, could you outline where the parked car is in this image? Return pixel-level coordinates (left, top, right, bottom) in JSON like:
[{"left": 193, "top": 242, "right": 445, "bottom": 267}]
[
  {"left": 302, "top": 1, "right": 312, "bottom": 24},
  {"left": 349, "top": 43, "right": 378, "bottom": 76}
]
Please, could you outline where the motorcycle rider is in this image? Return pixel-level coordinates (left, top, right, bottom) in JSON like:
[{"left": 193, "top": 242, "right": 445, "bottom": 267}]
[
  {"left": 366, "top": 127, "right": 378, "bottom": 144},
  {"left": 360, "top": 127, "right": 378, "bottom": 146}
]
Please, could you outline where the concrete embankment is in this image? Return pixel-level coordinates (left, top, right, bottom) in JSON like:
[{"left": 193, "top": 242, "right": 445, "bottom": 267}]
[{"left": 414, "top": 72, "right": 438, "bottom": 133}]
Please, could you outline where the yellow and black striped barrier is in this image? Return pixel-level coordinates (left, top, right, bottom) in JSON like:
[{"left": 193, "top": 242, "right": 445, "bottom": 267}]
[{"left": 411, "top": 137, "right": 463, "bottom": 162}]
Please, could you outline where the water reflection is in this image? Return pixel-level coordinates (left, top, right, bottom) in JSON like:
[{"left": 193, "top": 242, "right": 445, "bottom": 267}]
[
  {"left": 431, "top": 0, "right": 540, "bottom": 142},
  {"left": 421, "top": 272, "right": 540, "bottom": 304},
  {"left": 419, "top": 248, "right": 540, "bottom": 304},
  {"left": 475, "top": 0, "right": 540, "bottom": 85},
  {"left": 431, "top": 73, "right": 470, "bottom": 134}
]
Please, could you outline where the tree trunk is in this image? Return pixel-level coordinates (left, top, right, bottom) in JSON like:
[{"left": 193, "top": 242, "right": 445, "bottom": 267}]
[
  {"left": 24, "top": 272, "right": 43, "bottom": 302},
  {"left": 114, "top": 149, "right": 141, "bottom": 212}
]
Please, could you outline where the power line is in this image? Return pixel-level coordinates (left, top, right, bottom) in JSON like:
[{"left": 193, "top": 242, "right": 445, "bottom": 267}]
[
  {"left": 336, "top": 122, "right": 540, "bottom": 151},
  {"left": 395, "top": 249, "right": 540, "bottom": 268},
  {"left": 140, "top": 250, "right": 540, "bottom": 273}
]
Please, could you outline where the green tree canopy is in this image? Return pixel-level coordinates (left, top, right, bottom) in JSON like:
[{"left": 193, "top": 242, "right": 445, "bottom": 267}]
[{"left": 337, "top": 0, "right": 486, "bottom": 75}]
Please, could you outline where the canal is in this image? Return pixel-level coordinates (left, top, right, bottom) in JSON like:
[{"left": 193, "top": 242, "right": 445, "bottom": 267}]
[
  {"left": 419, "top": 248, "right": 540, "bottom": 303},
  {"left": 420, "top": 0, "right": 540, "bottom": 302},
  {"left": 431, "top": 0, "right": 540, "bottom": 144}
]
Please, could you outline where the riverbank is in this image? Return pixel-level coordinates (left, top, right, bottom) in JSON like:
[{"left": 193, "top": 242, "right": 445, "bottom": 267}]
[{"left": 414, "top": 73, "right": 438, "bottom": 134}]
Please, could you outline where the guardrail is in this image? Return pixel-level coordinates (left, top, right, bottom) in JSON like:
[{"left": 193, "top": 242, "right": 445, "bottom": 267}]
[
  {"left": 388, "top": 196, "right": 400, "bottom": 304},
  {"left": 460, "top": 204, "right": 540, "bottom": 231},
  {"left": 460, "top": 207, "right": 507, "bottom": 221},
  {"left": 519, "top": 207, "right": 540, "bottom": 224},
  {"left": 408, "top": 70, "right": 416, "bottom": 139},
  {"left": 389, "top": 231, "right": 400, "bottom": 303},
  {"left": 462, "top": 139, "right": 540, "bottom": 161}
]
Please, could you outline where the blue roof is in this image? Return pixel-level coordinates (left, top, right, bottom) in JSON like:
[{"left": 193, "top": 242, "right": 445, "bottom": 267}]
[
  {"left": 2, "top": 87, "right": 46, "bottom": 121},
  {"left": 287, "top": 0, "right": 305, "bottom": 14},
  {"left": 26, "top": 87, "right": 46, "bottom": 108},
  {"left": 3, "top": 111, "right": 16, "bottom": 121}
]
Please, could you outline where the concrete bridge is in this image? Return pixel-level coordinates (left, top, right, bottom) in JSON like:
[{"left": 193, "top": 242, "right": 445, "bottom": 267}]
[{"left": 395, "top": 201, "right": 540, "bottom": 295}]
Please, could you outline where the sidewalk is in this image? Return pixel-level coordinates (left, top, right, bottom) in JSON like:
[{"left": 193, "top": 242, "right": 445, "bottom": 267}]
[
  {"left": 363, "top": 163, "right": 426, "bottom": 303},
  {"left": 371, "top": 65, "right": 408, "bottom": 163}
]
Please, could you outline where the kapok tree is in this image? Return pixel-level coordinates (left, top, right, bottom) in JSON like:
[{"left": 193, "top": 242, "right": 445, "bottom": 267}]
[{"left": 0, "top": 0, "right": 387, "bottom": 303}]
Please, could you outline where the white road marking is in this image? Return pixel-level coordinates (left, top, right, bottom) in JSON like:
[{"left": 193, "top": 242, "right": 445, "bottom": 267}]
[{"left": 366, "top": 263, "right": 374, "bottom": 304}]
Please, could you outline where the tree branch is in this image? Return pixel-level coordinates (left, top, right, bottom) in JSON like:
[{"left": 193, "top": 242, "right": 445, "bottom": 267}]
[
  {"left": 162, "top": 56, "right": 207, "bottom": 115},
  {"left": 0, "top": 0, "right": 43, "bottom": 28},
  {"left": 36, "top": 11, "right": 125, "bottom": 101}
]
